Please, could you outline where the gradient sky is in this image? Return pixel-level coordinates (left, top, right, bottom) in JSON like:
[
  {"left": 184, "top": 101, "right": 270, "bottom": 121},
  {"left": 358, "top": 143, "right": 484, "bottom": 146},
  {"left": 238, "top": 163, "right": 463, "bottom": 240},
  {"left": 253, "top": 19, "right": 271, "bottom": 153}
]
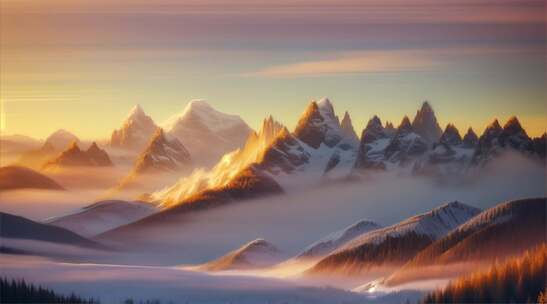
[{"left": 1, "top": 0, "right": 545, "bottom": 139}]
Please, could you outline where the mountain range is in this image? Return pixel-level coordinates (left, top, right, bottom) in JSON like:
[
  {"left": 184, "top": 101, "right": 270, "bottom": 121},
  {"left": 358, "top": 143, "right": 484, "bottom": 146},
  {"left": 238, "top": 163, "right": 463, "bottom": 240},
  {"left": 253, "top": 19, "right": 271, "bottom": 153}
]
[
  {"left": 384, "top": 197, "right": 546, "bottom": 286},
  {"left": 43, "top": 141, "right": 113, "bottom": 169},
  {"left": 307, "top": 201, "right": 481, "bottom": 275},
  {"left": 145, "top": 99, "right": 544, "bottom": 209},
  {"left": 113, "top": 128, "right": 193, "bottom": 193},
  {"left": 14, "top": 129, "right": 80, "bottom": 169}
]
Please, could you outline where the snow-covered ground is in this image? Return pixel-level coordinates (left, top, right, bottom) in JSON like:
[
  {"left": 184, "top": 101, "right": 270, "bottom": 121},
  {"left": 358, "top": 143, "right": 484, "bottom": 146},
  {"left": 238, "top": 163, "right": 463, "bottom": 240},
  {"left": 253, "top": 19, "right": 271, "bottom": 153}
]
[{"left": 0, "top": 254, "right": 421, "bottom": 304}]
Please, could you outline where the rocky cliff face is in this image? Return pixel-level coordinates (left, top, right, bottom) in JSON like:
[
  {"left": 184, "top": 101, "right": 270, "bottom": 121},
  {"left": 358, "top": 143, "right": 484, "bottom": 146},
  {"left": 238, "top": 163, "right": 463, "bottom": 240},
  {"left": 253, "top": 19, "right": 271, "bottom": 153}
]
[{"left": 411, "top": 101, "right": 443, "bottom": 144}]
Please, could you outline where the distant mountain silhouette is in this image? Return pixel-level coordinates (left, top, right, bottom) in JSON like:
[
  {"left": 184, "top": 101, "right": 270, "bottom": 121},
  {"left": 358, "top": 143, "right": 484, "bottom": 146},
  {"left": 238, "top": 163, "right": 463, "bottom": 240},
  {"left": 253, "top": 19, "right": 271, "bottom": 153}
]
[
  {"left": 0, "top": 212, "right": 102, "bottom": 249},
  {"left": 0, "top": 166, "right": 64, "bottom": 191},
  {"left": 47, "top": 200, "right": 156, "bottom": 237},
  {"left": 43, "top": 141, "right": 113, "bottom": 169}
]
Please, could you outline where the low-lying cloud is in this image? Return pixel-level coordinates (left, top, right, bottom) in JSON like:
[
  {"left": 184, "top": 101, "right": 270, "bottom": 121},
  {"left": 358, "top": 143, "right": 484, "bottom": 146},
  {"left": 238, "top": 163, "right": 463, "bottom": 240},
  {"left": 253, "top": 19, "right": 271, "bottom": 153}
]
[{"left": 104, "top": 152, "right": 545, "bottom": 266}]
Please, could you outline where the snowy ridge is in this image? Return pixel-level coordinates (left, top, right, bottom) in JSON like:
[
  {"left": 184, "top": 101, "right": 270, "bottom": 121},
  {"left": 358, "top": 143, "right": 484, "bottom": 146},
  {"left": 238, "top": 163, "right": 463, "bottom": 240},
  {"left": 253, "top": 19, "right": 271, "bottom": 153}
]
[
  {"left": 316, "top": 98, "right": 344, "bottom": 146},
  {"left": 452, "top": 199, "right": 524, "bottom": 234},
  {"left": 296, "top": 219, "right": 382, "bottom": 260},
  {"left": 340, "top": 202, "right": 481, "bottom": 251},
  {"left": 47, "top": 200, "right": 157, "bottom": 237}
]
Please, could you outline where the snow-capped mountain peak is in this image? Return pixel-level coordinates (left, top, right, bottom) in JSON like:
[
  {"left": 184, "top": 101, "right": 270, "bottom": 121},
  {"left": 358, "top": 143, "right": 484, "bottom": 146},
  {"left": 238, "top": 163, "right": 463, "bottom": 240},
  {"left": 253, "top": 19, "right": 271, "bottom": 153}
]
[
  {"left": 110, "top": 104, "right": 158, "bottom": 150},
  {"left": 161, "top": 99, "right": 252, "bottom": 166},
  {"left": 293, "top": 99, "right": 343, "bottom": 148},
  {"left": 133, "top": 128, "right": 192, "bottom": 174},
  {"left": 317, "top": 97, "right": 337, "bottom": 120},
  {"left": 164, "top": 99, "right": 248, "bottom": 134},
  {"left": 128, "top": 104, "right": 145, "bottom": 117}
]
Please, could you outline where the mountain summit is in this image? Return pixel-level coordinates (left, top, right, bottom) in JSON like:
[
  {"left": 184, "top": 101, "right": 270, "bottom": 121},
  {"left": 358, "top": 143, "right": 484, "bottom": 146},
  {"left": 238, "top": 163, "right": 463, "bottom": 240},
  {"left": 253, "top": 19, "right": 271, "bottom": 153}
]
[
  {"left": 294, "top": 98, "right": 344, "bottom": 148},
  {"left": 43, "top": 141, "right": 113, "bottom": 169},
  {"left": 133, "top": 128, "right": 192, "bottom": 174},
  {"left": 199, "top": 239, "right": 283, "bottom": 271},
  {"left": 162, "top": 100, "right": 252, "bottom": 166},
  {"left": 110, "top": 105, "right": 158, "bottom": 151},
  {"left": 340, "top": 111, "right": 359, "bottom": 142},
  {"left": 411, "top": 101, "right": 443, "bottom": 144}
]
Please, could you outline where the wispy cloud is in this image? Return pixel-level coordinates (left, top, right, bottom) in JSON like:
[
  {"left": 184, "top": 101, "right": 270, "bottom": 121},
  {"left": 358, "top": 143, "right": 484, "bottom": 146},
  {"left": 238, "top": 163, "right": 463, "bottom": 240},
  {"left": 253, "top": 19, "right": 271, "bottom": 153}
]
[
  {"left": 249, "top": 50, "right": 437, "bottom": 78},
  {"left": 249, "top": 46, "right": 542, "bottom": 78}
]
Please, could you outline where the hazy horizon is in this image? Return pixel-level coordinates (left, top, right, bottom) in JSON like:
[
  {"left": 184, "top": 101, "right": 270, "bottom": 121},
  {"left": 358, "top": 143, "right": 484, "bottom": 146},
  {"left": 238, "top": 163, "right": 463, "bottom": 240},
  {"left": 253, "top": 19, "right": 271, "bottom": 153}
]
[{"left": 1, "top": 0, "right": 545, "bottom": 139}]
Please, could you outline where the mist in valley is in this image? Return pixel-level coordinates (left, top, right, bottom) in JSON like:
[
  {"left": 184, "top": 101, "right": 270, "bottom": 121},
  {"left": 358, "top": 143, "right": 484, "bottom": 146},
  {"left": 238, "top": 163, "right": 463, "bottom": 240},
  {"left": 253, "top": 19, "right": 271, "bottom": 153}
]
[{"left": 100, "top": 152, "right": 545, "bottom": 266}]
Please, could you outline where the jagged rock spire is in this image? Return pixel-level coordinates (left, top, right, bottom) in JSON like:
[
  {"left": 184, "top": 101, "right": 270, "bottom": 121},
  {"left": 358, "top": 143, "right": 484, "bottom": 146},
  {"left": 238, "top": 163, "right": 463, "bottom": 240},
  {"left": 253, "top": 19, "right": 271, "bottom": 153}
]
[
  {"left": 133, "top": 127, "right": 191, "bottom": 174},
  {"left": 397, "top": 116, "right": 413, "bottom": 133},
  {"left": 482, "top": 118, "right": 502, "bottom": 138},
  {"left": 44, "top": 140, "right": 112, "bottom": 168},
  {"left": 411, "top": 101, "right": 442, "bottom": 143},
  {"left": 293, "top": 99, "right": 343, "bottom": 148},
  {"left": 439, "top": 123, "right": 462, "bottom": 146},
  {"left": 502, "top": 116, "right": 528, "bottom": 137},
  {"left": 340, "top": 111, "right": 359, "bottom": 141},
  {"left": 462, "top": 127, "right": 478, "bottom": 147},
  {"left": 111, "top": 104, "right": 157, "bottom": 150},
  {"left": 361, "top": 115, "right": 386, "bottom": 144}
]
